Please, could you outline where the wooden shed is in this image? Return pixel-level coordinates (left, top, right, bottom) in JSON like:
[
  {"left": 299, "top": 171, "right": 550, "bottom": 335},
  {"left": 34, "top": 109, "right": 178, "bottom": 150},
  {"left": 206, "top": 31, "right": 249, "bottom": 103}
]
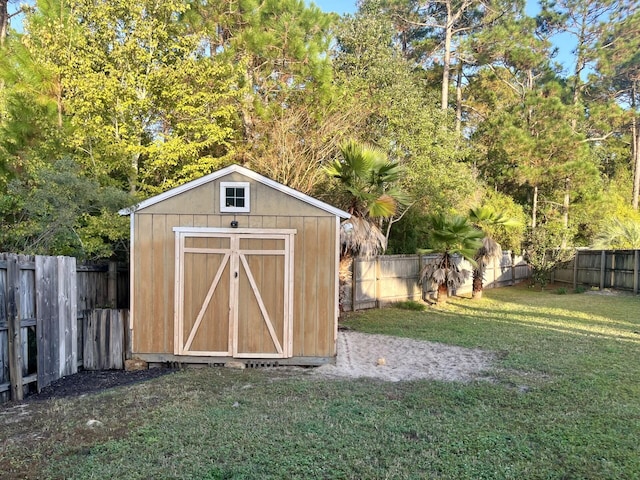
[{"left": 119, "top": 165, "right": 349, "bottom": 366}]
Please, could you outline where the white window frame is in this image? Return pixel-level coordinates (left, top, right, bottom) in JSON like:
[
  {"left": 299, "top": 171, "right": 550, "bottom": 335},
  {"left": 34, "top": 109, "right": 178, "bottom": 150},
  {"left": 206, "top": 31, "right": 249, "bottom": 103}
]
[{"left": 220, "top": 182, "right": 250, "bottom": 213}]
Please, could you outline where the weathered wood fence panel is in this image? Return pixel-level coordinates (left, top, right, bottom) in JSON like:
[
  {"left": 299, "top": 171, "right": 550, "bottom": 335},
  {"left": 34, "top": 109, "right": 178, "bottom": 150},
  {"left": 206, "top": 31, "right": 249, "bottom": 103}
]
[
  {"left": 83, "top": 309, "right": 128, "bottom": 370},
  {"left": 0, "top": 253, "right": 129, "bottom": 404},
  {"left": 343, "top": 252, "right": 531, "bottom": 311},
  {"left": 553, "top": 249, "right": 640, "bottom": 293},
  {"left": 35, "top": 256, "right": 78, "bottom": 393}
]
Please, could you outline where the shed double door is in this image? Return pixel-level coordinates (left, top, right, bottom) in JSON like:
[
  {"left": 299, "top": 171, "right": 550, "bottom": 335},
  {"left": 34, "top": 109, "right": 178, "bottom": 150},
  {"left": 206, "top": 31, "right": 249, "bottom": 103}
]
[{"left": 174, "top": 228, "right": 295, "bottom": 358}]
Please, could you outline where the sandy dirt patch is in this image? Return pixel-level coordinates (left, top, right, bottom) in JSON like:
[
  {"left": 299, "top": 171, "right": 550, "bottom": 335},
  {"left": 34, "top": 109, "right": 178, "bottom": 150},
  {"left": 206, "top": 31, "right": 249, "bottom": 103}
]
[{"left": 313, "top": 331, "right": 495, "bottom": 382}]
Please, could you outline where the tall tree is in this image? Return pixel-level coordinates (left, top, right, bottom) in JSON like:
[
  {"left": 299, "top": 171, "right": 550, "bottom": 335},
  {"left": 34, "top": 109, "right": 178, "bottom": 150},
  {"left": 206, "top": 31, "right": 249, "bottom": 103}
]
[
  {"left": 333, "top": 7, "right": 476, "bottom": 226},
  {"left": 0, "top": 0, "right": 22, "bottom": 46},
  {"left": 188, "top": 0, "right": 335, "bottom": 143},
  {"left": 325, "top": 139, "right": 407, "bottom": 258},
  {"left": 17, "top": 0, "right": 244, "bottom": 195},
  {"left": 366, "top": 0, "right": 518, "bottom": 111},
  {"left": 538, "top": 0, "right": 621, "bottom": 125},
  {"left": 594, "top": 5, "right": 640, "bottom": 208}
]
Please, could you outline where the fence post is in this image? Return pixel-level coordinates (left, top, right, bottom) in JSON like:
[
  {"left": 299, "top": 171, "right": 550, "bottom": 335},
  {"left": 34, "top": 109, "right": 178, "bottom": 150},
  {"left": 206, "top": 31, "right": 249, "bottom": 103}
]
[
  {"left": 573, "top": 250, "right": 579, "bottom": 291},
  {"left": 351, "top": 257, "right": 357, "bottom": 312},
  {"left": 599, "top": 250, "right": 606, "bottom": 290},
  {"left": 375, "top": 256, "right": 381, "bottom": 308},
  {"left": 418, "top": 254, "right": 425, "bottom": 300},
  {"left": 6, "top": 254, "right": 23, "bottom": 401},
  {"left": 610, "top": 252, "right": 616, "bottom": 290},
  {"left": 510, "top": 251, "right": 516, "bottom": 286},
  {"left": 634, "top": 251, "right": 639, "bottom": 295},
  {"left": 108, "top": 261, "right": 118, "bottom": 308}
]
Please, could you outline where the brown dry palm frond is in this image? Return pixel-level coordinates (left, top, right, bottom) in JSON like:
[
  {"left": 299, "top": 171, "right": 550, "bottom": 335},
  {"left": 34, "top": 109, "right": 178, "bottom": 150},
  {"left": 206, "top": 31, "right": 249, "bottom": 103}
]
[
  {"left": 419, "top": 258, "right": 471, "bottom": 289},
  {"left": 340, "top": 217, "right": 386, "bottom": 259},
  {"left": 476, "top": 236, "right": 503, "bottom": 264}
]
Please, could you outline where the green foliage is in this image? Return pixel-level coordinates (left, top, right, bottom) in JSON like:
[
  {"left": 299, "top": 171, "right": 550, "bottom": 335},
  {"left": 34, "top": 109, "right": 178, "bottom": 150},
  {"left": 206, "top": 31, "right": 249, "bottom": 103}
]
[
  {"left": 326, "top": 140, "right": 408, "bottom": 258},
  {"left": 0, "top": 158, "right": 131, "bottom": 259},
  {"left": 468, "top": 202, "right": 523, "bottom": 297},
  {"left": 422, "top": 214, "right": 484, "bottom": 265},
  {"left": 0, "top": 0, "right": 638, "bottom": 261},
  {"left": 419, "top": 214, "right": 483, "bottom": 302},
  {"left": 333, "top": 8, "right": 477, "bottom": 219},
  {"left": 524, "top": 223, "right": 575, "bottom": 288},
  {"left": 391, "top": 300, "right": 426, "bottom": 311},
  {"left": 592, "top": 217, "right": 640, "bottom": 249},
  {"left": 325, "top": 139, "right": 407, "bottom": 218},
  {"left": 473, "top": 190, "right": 527, "bottom": 253}
]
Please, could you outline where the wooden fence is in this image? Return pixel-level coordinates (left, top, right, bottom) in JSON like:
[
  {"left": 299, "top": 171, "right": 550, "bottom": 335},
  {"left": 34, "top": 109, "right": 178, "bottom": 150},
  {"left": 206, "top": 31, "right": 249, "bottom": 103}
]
[
  {"left": 0, "top": 253, "right": 129, "bottom": 404},
  {"left": 342, "top": 252, "right": 531, "bottom": 311},
  {"left": 553, "top": 249, "right": 640, "bottom": 293}
]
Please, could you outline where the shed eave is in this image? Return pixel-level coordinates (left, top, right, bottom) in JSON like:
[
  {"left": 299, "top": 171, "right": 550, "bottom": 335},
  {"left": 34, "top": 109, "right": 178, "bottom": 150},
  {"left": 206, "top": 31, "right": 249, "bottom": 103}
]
[{"left": 118, "top": 164, "right": 350, "bottom": 219}]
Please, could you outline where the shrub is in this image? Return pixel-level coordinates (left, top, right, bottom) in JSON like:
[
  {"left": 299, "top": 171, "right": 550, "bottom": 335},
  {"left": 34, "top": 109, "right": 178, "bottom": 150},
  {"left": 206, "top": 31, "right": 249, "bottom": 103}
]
[{"left": 392, "top": 300, "right": 426, "bottom": 311}]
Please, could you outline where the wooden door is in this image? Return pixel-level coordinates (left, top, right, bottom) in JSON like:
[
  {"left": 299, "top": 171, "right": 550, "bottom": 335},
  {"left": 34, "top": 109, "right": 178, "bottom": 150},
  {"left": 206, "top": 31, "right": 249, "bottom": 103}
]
[{"left": 174, "top": 228, "right": 295, "bottom": 358}]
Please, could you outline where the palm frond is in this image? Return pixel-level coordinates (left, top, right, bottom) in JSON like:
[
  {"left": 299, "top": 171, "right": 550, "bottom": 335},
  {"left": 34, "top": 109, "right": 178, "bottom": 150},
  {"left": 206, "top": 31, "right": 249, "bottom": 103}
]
[
  {"left": 368, "top": 194, "right": 397, "bottom": 218},
  {"left": 340, "top": 217, "right": 386, "bottom": 258},
  {"left": 593, "top": 218, "right": 640, "bottom": 249},
  {"left": 476, "top": 236, "right": 503, "bottom": 264}
]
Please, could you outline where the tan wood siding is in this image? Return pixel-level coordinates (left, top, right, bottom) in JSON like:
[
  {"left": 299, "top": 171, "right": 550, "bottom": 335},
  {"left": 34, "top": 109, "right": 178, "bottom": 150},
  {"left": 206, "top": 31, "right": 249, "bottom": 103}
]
[
  {"left": 133, "top": 214, "right": 336, "bottom": 357},
  {"left": 316, "top": 216, "right": 334, "bottom": 355},
  {"left": 152, "top": 215, "right": 166, "bottom": 352},
  {"left": 138, "top": 173, "right": 333, "bottom": 218},
  {"left": 132, "top": 210, "right": 337, "bottom": 358},
  {"left": 302, "top": 217, "right": 319, "bottom": 357}
]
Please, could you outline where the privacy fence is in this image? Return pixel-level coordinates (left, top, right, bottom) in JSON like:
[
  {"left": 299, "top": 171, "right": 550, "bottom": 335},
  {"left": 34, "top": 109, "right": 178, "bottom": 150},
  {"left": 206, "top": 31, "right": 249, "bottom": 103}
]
[
  {"left": 341, "top": 252, "right": 531, "bottom": 311},
  {"left": 553, "top": 249, "right": 640, "bottom": 293},
  {"left": 0, "top": 253, "right": 129, "bottom": 404}
]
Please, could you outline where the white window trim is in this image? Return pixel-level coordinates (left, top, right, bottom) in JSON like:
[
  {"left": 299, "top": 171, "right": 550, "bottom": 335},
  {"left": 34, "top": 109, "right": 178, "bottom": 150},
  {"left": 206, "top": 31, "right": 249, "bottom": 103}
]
[{"left": 220, "top": 181, "right": 250, "bottom": 213}]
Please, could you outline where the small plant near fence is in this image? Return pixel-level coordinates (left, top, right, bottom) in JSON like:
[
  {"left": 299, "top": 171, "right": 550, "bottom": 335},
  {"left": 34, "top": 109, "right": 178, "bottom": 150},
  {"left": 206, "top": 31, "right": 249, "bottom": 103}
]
[{"left": 392, "top": 300, "right": 426, "bottom": 311}]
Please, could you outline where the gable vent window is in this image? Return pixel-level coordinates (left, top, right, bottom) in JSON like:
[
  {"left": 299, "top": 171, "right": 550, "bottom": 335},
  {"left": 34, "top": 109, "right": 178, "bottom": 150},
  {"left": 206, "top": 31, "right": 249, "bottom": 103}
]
[{"left": 220, "top": 182, "right": 250, "bottom": 213}]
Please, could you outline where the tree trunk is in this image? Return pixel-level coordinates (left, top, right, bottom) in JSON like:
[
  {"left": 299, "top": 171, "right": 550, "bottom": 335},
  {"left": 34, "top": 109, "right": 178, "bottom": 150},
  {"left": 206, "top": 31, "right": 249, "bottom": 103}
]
[
  {"left": 531, "top": 185, "right": 538, "bottom": 230},
  {"left": 455, "top": 63, "right": 463, "bottom": 133},
  {"left": 472, "top": 266, "right": 483, "bottom": 299},
  {"left": 561, "top": 177, "right": 570, "bottom": 249},
  {"left": 632, "top": 80, "right": 640, "bottom": 210},
  {"left": 437, "top": 282, "right": 449, "bottom": 304},
  {"left": 441, "top": 10, "right": 453, "bottom": 111},
  {"left": 0, "top": 0, "right": 8, "bottom": 47}
]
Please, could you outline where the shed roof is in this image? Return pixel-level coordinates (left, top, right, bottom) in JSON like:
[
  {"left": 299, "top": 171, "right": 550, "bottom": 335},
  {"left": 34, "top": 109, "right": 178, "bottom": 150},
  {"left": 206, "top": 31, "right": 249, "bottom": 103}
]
[{"left": 119, "top": 164, "right": 350, "bottom": 218}]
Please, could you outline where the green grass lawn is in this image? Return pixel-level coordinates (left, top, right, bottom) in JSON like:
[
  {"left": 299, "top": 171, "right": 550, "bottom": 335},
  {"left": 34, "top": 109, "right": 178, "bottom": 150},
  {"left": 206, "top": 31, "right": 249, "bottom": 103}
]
[{"left": 2, "top": 285, "right": 640, "bottom": 479}]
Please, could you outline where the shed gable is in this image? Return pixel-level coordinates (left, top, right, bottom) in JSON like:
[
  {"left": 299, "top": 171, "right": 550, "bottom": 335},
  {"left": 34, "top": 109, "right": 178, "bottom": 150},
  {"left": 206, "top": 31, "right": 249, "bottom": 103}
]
[
  {"left": 120, "top": 164, "right": 349, "bottom": 219},
  {"left": 137, "top": 171, "right": 334, "bottom": 217}
]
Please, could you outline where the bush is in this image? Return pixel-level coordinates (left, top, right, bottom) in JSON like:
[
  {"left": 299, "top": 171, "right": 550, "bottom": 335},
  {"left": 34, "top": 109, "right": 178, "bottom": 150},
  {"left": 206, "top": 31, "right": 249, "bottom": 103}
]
[{"left": 392, "top": 300, "right": 426, "bottom": 311}]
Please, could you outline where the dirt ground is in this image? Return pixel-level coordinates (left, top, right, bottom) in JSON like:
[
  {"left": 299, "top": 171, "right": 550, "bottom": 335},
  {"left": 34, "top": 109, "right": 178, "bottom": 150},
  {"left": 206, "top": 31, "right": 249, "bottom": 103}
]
[
  {"left": 26, "top": 368, "right": 176, "bottom": 401},
  {"left": 312, "top": 331, "right": 494, "bottom": 382},
  {"left": 5, "top": 331, "right": 493, "bottom": 404}
]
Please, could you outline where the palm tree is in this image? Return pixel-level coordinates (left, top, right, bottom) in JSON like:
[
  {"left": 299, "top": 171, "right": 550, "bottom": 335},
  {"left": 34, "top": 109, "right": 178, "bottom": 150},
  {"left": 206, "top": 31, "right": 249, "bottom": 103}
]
[
  {"left": 325, "top": 139, "right": 406, "bottom": 258},
  {"left": 469, "top": 206, "right": 519, "bottom": 299},
  {"left": 592, "top": 217, "right": 640, "bottom": 249},
  {"left": 419, "top": 214, "right": 483, "bottom": 304},
  {"left": 325, "top": 140, "right": 407, "bottom": 310}
]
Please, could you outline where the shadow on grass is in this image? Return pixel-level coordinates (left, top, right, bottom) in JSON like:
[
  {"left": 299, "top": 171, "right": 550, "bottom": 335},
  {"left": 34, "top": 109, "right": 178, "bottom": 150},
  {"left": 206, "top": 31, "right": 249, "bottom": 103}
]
[{"left": 445, "top": 302, "right": 640, "bottom": 344}]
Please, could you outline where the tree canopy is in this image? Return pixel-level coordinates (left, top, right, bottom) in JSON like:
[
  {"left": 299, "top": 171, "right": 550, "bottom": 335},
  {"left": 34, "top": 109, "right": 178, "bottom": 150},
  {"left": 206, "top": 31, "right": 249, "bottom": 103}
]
[{"left": 0, "top": 0, "right": 638, "bottom": 259}]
